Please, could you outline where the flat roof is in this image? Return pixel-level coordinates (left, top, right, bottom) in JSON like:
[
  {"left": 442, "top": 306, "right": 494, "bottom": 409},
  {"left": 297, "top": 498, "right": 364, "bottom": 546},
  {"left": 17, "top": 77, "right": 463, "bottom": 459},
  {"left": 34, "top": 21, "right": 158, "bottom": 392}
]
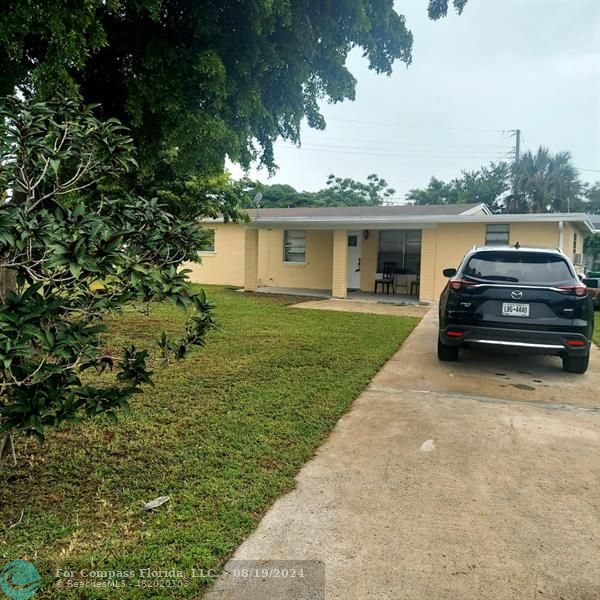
[{"left": 242, "top": 206, "right": 594, "bottom": 233}]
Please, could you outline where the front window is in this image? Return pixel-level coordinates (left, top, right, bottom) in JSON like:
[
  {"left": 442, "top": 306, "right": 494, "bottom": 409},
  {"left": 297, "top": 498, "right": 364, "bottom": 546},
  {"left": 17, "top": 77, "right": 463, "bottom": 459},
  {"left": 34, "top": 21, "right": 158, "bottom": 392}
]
[
  {"left": 284, "top": 230, "right": 306, "bottom": 263},
  {"left": 485, "top": 224, "right": 510, "bottom": 246},
  {"left": 377, "top": 230, "right": 421, "bottom": 274},
  {"left": 200, "top": 229, "right": 215, "bottom": 252},
  {"left": 463, "top": 251, "right": 574, "bottom": 285}
]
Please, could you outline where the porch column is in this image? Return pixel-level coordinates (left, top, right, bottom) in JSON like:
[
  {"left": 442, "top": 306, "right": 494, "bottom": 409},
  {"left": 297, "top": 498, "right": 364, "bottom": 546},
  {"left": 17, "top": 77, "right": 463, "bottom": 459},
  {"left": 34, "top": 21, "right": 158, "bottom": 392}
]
[
  {"left": 244, "top": 228, "right": 259, "bottom": 291},
  {"left": 331, "top": 229, "right": 348, "bottom": 298}
]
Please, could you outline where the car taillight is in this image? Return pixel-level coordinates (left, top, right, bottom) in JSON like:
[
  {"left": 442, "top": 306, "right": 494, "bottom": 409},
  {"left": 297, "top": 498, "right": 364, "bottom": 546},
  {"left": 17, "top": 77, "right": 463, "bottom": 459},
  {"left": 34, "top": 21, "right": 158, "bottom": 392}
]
[
  {"left": 559, "top": 284, "right": 587, "bottom": 297},
  {"left": 449, "top": 279, "right": 474, "bottom": 291},
  {"left": 446, "top": 330, "right": 464, "bottom": 338},
  {"left": 567, "top": 340, "right": 586, "bottom": 347}
]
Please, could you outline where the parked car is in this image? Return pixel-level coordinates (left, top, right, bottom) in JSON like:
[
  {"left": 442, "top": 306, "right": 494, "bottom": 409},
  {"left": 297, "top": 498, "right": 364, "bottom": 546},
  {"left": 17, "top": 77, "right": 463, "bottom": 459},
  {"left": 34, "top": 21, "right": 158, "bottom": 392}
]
[{"left": 438, "top": 246, "right": 594, "bottom": 373}]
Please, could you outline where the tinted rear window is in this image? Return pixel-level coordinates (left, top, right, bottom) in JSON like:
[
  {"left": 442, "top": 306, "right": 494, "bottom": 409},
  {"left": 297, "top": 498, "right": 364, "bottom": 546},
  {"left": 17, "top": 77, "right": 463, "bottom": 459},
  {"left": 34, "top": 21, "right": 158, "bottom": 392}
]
[{"left": 463, "top": 251, "right": 574, "bottom": 285}]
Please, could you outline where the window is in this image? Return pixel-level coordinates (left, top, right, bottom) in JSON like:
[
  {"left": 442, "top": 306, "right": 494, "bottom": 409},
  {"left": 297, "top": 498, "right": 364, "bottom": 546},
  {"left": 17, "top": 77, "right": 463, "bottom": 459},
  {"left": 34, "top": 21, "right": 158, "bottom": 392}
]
[
  {"left": 348, "top": 235, "right": 358, "bottom": 247},
  {"left": 200, "top": 229, "right": 215, "bottom": 252},
  {"left": 377, "top": 230, "right": 421, "bottom": 274},
  {"left": 485, "top": 224, "right": 510, "bottom": 246},
  {"left": 284, "top": 230, "right": 306, "bottom": 263},
  {"left": 463, "top": 251, "right": 574, "bottom": 285},
  {"left": 573, "top": 233, "right": 578, "bottom": 256}
]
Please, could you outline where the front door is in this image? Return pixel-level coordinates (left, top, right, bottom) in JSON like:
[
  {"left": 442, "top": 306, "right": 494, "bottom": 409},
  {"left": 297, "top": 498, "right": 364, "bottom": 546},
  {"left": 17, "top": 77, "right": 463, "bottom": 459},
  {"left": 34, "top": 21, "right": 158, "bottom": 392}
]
[{"left": 346, "top": 231, "right": 362, "bottom": 290}]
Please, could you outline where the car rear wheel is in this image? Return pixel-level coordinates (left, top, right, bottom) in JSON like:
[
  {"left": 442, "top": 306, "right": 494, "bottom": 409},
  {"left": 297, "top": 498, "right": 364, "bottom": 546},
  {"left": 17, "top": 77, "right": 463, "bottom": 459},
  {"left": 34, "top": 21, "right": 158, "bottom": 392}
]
[
  {"left": 438, "top": 337, "right": 459, "bottom": 361},
  {"left": 562, "top": 353, "right": 590, "bottom": 374}
]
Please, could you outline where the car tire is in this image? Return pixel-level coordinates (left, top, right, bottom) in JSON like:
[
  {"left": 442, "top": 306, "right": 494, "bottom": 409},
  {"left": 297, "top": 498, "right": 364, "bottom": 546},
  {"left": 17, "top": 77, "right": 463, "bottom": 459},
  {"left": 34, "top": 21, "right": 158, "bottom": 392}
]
[
  {"left": 438, "top": 336, "right": 459, "bottom": 361},
  {"left": 562, "top": 353, "right": 590, "bottom": 374}
]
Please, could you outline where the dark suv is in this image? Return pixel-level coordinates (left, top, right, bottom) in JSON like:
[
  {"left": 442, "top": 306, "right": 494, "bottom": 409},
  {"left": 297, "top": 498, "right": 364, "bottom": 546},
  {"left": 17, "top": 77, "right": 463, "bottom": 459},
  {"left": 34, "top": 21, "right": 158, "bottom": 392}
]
[{"left": 438, "top": 246, "right": 594, "bottom": 373}]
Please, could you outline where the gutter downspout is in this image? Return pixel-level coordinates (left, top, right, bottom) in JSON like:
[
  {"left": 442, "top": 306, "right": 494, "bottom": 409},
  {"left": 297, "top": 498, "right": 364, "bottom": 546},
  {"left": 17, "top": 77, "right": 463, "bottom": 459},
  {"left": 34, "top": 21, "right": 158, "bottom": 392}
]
[{"left": 558, "top": 221, "right": 564, "bottom": 252}]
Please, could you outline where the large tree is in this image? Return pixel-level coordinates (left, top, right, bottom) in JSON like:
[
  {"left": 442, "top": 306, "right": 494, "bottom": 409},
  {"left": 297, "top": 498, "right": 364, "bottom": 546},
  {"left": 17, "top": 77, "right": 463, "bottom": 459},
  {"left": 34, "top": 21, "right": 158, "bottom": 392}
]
[
  {"left": 1, "top": 0, "right": 468, "bottom": 180},
  {"left": 505, "top": 147, "right": 583, "bottom": 213},
  {"left": 406, "top": 162, "right": 510, "bottom": 212}
]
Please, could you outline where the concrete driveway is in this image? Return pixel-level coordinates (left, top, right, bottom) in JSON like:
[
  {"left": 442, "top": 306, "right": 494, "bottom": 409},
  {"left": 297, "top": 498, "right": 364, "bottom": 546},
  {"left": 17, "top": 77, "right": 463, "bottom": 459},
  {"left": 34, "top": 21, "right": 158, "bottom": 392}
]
[{"left": 205, "top": 308, "right": 600, "bottom": 600}]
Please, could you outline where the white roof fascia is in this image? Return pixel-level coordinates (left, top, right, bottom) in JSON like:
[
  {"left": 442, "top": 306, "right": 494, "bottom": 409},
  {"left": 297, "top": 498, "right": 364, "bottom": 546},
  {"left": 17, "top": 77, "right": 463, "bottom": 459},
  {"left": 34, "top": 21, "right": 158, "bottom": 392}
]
[{"left": 246, "top": 212, "right": 594, "bottom": 233}]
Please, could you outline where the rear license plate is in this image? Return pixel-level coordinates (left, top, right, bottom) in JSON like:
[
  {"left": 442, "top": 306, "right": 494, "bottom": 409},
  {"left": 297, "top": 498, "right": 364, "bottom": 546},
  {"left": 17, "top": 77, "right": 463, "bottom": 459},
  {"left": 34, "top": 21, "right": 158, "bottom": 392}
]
[{"left": 502, "top": 302, "right": 530, "bottom": 317}]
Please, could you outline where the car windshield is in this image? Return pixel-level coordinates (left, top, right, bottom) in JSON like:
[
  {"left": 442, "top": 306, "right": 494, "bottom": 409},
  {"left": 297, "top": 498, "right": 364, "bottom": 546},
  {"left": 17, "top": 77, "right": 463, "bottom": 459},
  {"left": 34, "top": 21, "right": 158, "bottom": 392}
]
[{"left": 462, "top": 251, "right": 574, "bottom": 285}]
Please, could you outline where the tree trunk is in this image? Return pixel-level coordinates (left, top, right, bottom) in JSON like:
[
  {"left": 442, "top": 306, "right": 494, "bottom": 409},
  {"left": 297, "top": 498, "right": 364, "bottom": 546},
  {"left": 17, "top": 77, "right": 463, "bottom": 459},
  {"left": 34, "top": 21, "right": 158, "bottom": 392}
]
[{"left": 0, "top": 264, "right": 16, "bottom": 300}]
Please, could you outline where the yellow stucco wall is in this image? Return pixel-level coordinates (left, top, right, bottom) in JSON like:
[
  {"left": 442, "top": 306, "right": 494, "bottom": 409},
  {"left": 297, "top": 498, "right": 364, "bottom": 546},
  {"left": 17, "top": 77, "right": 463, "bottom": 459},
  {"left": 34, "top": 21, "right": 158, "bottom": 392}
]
[
  {"left": 257, "top": 229, "right": 333, "bottom": 290},
  {"left": 508, "top": 222, "right": 559, "bottom": 250},
  {"left": 187, "top": 220, "right": 582, "bottom": 299},
  {"left": 562, "top": 222, "right": 584, "bottom": 265},
  {"left": 419, "top": 221, "right": 564, "bottom": 302},
  {"left": 184, "top": 223, "right": 246, "bottom": 286}
]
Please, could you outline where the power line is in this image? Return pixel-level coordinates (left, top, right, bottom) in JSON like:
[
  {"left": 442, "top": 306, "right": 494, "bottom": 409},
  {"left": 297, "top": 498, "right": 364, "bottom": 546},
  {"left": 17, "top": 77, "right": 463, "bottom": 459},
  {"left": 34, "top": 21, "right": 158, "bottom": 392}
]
[
  {"left": 288, "top": 142, "right": 510, "bottom": 157},
  {"left": 278, "top": 145, "right": 508, "bottom": 160},
  {"left": 301, "top": 134, "right": 513, "bottom": 151},
  {"left": 325, "top": 116, "right": 507, "bottom": 133}
]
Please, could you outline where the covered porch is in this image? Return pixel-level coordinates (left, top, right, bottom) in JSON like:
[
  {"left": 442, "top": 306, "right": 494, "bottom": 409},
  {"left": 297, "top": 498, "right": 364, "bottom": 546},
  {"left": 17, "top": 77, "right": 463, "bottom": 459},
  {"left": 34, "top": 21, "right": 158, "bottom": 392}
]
[{"left": 243, "top": 226, "right": 428, "bottom": 303}]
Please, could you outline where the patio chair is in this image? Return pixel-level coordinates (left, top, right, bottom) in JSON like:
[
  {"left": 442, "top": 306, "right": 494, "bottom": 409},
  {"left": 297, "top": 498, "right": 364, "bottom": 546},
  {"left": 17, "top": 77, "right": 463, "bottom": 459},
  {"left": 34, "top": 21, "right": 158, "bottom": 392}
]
[
  {"left": 374, "top": 262, "right": 396, "bottom": 294},
  {"left": 410, "top": 273, "right": 420, "bottom": 297}
]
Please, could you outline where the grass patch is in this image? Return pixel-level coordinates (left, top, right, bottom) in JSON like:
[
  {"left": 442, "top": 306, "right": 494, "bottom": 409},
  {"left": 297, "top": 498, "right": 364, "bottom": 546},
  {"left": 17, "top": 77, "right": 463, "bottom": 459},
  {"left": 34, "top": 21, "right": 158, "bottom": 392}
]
[
  {"left": 594, "top": 312, "right": 600, "bottom": 347},
  {"left": 0, "top": 287, "right": 419, "bottom": 599}
]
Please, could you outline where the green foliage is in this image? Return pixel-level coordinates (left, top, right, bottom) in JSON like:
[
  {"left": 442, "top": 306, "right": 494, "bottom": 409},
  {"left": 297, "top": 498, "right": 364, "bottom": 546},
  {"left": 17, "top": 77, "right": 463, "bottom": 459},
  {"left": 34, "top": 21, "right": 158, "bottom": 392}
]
[
  {"left": 406, "top": 162, "right": 510, "bottom": 212},
  {"left": 0, "top": 286, "right": 419, "bottom": 598},
  {"left": 505, "top": 147, "right": 583, "bottom": 213},
  {"left": 584, "top": 234, "right": 600, "bottom": 272},
  {"left": 0, "top": 1, "right": 466, "bottom": 178},
  {"left": 0, "top": 97, "right": 217, "bottom": 442},
  {"left": 148, "top": 172, "right": 250, "bottom": 222},
  {"left": 244, "top": 173, "right": 395, "bottom": 208},
  {"left": 583, "top": 182, "right": 600, "bottom": 215}
]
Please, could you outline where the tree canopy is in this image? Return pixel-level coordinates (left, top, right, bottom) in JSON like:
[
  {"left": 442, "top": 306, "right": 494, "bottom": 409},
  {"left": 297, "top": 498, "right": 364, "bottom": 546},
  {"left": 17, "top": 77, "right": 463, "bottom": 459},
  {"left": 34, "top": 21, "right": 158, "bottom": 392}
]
[
  {"left": 406, "top": 148, "right": 598, "bottom": 215},
  {"left": 406, "top": 162, "right": 510, "bottom": 213},
  {"left": 505, "top": 147, "right": 583, "bottom": 213},
  {"left": 245, "top": 173, "right": 395, "bottom": 208},
  {"left": 1, "top": 0, "right": 467, "bottom": 180}
]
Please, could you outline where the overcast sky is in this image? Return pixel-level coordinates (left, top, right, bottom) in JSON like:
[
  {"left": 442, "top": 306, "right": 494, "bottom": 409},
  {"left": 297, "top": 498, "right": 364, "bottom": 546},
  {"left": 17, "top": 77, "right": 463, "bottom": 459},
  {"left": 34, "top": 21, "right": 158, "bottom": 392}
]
[{"left": 230, "top": 0, "right": 600, "bottom": 202}]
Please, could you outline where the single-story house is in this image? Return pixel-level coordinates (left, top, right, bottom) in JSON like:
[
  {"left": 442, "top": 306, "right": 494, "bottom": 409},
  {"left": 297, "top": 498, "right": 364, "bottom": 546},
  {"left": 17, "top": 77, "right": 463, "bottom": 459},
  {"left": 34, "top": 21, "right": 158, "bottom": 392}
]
[{"left": 185, "top": 203, "right": 596, "bottom": 303}]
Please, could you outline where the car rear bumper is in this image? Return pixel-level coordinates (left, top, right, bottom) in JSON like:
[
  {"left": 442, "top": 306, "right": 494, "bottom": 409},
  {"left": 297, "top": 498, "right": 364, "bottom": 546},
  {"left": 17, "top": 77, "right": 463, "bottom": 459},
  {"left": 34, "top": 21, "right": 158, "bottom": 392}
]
[{"left": 440, "top": 324, "right": 590, "bottom": 356}]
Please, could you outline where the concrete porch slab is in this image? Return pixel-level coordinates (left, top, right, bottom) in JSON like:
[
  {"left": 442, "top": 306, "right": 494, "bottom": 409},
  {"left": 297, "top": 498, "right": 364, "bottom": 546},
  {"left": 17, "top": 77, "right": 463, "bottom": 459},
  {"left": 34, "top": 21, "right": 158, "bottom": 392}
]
[{"left": 290, "top": 299, "right": 429, "bottom": 318}]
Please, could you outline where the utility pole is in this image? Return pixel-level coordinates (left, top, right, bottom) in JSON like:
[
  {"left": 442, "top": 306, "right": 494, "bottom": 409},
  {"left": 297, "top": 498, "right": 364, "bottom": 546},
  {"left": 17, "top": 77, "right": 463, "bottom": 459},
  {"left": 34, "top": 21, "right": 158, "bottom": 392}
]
[{"left": 511, "top": 128, "right": 521, "bottom": 202}]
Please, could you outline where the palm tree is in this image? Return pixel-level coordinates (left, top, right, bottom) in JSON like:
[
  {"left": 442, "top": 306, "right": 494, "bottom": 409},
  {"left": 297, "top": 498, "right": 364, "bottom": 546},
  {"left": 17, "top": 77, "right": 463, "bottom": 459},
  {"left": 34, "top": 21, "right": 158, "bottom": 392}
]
[{"left": 505, "top": 147, "right": 582, "bottom": 213}]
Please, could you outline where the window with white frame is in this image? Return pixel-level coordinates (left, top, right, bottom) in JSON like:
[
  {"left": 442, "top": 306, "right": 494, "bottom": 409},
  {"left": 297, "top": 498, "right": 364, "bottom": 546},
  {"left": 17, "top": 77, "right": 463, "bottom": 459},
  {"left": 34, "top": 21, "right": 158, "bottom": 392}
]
[
  {"left": 485, "top": 224, "right": 509, "bottom": 246},
  {"left": 284, "top": 230, "right": 306, "bottom": 262}
]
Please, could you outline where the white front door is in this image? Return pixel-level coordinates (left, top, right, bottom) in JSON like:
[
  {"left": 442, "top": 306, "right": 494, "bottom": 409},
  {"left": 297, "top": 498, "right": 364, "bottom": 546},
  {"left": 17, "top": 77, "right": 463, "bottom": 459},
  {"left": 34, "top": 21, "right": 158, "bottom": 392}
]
[{"left": 346, "top": 231, "right": 362, "bottom": 290}]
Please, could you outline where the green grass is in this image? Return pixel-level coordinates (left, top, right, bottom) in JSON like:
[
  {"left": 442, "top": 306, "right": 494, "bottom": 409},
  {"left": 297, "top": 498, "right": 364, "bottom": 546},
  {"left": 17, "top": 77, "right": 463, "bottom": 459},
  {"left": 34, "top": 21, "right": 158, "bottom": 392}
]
[
  {"left": 0, "top": 287, "right": 418, "bottom": 599},
  {"left": 594, "top": 312, "right": 600, "bottom": 347}
]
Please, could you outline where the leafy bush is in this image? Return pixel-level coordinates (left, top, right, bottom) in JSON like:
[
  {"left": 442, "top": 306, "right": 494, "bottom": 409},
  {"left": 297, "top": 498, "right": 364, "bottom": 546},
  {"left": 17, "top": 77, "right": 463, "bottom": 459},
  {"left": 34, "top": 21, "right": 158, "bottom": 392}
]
[{"left": 0, "top": 97, "right": 218, "bottom": 449}]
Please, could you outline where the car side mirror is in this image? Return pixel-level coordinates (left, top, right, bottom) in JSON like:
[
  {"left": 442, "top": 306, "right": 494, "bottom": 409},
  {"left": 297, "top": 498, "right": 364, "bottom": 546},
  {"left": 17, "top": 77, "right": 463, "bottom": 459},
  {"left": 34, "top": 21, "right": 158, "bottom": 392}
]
[{"left": 443, "top": 268, "right": 457, "bottom": 278}]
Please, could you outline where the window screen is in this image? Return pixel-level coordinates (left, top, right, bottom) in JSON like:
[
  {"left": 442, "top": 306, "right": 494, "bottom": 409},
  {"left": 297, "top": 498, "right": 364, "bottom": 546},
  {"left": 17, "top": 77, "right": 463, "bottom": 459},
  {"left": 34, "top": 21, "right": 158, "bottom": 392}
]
[
  {"left": 485, "top": 224, "right": 510, "bottom": 246},
  {"left": 284, "top": 230, "right": 306, "bottom": 262}
]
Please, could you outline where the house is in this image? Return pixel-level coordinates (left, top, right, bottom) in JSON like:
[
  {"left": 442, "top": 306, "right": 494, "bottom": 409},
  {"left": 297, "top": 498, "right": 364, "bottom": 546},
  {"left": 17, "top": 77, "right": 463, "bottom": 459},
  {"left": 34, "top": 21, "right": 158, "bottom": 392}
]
[{"left": 185, "top": 203, "right": 595, "bottom": 303}]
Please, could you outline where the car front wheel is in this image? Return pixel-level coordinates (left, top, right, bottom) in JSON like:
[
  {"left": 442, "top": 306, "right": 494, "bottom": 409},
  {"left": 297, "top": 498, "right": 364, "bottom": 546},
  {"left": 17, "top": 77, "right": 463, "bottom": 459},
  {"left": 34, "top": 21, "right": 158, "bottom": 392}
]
[
  {"left": 438, "top": 336, "right": 459, "bottom": 361},
  {"left": 562, "top": 353, "right": 590, "bottom": 374}
]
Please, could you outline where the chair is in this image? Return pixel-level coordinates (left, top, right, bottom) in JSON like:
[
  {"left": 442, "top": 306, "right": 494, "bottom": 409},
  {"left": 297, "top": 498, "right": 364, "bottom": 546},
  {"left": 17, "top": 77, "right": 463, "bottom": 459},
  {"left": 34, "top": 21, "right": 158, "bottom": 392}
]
[
  {"left": 410, "top": 273, "right": 420, "bottom": 297},
  {"left": 374, "top": 262, "right": 396, "bottom": 294}
]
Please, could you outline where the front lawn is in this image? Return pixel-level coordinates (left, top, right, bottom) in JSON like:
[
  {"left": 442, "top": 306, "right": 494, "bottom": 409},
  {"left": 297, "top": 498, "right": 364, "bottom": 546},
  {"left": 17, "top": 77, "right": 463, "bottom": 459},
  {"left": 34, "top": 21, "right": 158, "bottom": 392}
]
[
  {"left": 595, "top": 312, "right": 600, "bottom": 347},
  {"left": 0, "top": 287, "right": 419, "bottom": 599}
]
